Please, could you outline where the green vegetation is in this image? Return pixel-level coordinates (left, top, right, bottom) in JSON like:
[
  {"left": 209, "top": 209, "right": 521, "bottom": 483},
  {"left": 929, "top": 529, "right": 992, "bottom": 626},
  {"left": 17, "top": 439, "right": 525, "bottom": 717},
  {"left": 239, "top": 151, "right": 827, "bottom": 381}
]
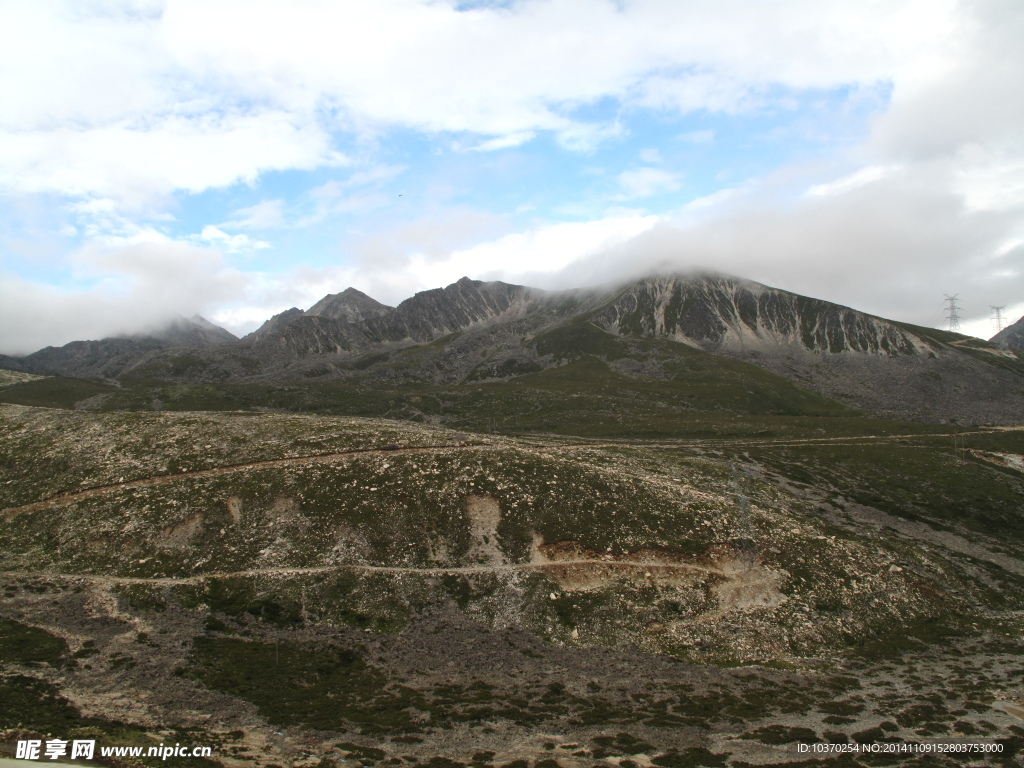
[
  {"left": 736, "top": 437, "right": 1024, "bottom": 546},
  {"left": 0, "top": 619, "right": 68, "bottom": 666},
  {"left": 187, "top": 636, "right": 424, "bottom": 734},
  {"left": 0, "top": 674, "right": 104, "bottom": 731},
  {"left": 0, "top": 376, "right": 115, "bottom": 408},
  {"left": 0, "top": 332, "right": 858, "bottom": 436}
]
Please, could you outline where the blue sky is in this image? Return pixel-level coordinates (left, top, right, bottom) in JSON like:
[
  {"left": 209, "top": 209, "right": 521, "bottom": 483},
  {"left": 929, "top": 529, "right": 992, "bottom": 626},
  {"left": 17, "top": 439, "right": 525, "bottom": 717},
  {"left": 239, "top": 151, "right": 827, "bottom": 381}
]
[{"left": 1, "top": 0, "right": 1022, "bottom": 353}]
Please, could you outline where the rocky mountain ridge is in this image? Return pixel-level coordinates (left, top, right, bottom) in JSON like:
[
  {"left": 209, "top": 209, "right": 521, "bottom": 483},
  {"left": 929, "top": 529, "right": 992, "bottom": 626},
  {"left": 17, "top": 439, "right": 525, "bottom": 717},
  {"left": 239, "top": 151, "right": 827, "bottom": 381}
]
[{"left": 2, "top": 272, "right": 1022, "bottom": 424}]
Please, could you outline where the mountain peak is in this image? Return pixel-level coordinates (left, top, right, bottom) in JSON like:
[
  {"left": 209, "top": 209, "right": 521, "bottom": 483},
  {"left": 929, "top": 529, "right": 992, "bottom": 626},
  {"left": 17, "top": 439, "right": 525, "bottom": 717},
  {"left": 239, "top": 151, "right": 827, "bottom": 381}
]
[
  {"left": 144, "top": 314, "right": 237, "bottom": 346},
  {"left": 306, "top": 288, "right": 394, "bottom": 323},
  {"left": 243, "top": 307, "right": 304, "bottom": 343}
]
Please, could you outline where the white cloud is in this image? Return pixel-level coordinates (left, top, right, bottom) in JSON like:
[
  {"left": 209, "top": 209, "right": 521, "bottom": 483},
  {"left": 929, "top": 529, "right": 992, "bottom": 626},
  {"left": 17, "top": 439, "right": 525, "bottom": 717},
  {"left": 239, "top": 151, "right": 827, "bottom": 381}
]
[
  {"left": 871, "top": 0, "right": 1024, "bottom": 160},
  {"left": 0, "top": 241, "right": 249, "bottom": 354},
  {"left": 951, "top": 148, "right": 1024, "bottom": 214},
  {"left": 805, "top": 165, "right": 902, "bottom": 198},
  {"left": 470, "top": 132, "right": 537, "bottom": 152},
  {"left": 295, "top": 165, "right": 408, "bottom": 224},
  {"left": 220, "top": 199, "right": 286, "bottom": 230},
  {"left": 543, "top": 160, "right": 1024, "bottom": 336},
  {"left": 0, "top": 112, "right": 346, "bottom": 207},
  {"left": 194, "top": 225, "right": 270, "bottom": 252},
  {"left": 0, "top": 0, "right": 970, "bottom": 211},
  {"left": 334, "top": 166, "right": 408, "bottom": 190},
  {"left": 675, "top": 129, "right": 715, "bottom": 144},
  {"left": 340, "top": 212, "right": 660, "bottom": 302},
  {"left": 616, "top": 167, "right": 682, "bottom": 199}
]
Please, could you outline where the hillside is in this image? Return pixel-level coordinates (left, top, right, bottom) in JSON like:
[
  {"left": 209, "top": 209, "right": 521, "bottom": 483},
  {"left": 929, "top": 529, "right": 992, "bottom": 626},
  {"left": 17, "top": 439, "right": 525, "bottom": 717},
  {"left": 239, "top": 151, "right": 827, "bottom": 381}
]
[
  {"left": 1, "top": 404, "right": 1023, "bottom": 765},
  {"left": 992, "top": 315, "right": 1024, "bottom": 351}
]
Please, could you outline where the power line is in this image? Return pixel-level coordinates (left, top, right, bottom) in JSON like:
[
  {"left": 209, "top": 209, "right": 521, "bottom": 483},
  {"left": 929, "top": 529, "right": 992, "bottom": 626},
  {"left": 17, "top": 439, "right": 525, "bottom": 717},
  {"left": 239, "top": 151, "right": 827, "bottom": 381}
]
[
  {"left": 943, "top": 294, "right": 962, "bottom": 333},
  {"left": 991, "top": 305, "right": 1007, "bottom": 333}
]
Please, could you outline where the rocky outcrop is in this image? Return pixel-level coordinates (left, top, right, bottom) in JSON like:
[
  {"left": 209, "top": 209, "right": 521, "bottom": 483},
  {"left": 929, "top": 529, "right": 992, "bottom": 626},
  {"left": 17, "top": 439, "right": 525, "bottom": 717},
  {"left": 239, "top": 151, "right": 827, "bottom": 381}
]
[
  {"left": 379, "top": 276, "right": 539, "bottom": 341},
  {"left": 243, "top": 307, "right": 305, "bottom": 343}
]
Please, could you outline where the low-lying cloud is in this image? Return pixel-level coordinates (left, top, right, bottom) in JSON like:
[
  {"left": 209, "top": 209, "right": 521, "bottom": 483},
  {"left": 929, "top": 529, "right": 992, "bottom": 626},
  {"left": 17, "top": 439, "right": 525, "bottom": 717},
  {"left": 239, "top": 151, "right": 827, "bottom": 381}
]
[{"left": 0, "top": 242, "right": 249, "bottom": 355}]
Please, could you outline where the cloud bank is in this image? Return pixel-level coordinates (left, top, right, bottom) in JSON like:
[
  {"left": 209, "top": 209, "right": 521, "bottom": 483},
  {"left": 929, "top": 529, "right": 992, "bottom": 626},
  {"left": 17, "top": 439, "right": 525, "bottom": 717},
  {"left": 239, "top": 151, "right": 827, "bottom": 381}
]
[{"left": 1, "top": 0, "right": 1021, "bottom": 352}]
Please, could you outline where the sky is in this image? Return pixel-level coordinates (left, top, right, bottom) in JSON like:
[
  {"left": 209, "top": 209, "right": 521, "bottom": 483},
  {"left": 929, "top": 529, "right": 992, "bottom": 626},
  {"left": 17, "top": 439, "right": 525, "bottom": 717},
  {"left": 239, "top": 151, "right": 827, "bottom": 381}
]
[{"left": 1, "top": 0, "right": 1022, "bottom": 354}]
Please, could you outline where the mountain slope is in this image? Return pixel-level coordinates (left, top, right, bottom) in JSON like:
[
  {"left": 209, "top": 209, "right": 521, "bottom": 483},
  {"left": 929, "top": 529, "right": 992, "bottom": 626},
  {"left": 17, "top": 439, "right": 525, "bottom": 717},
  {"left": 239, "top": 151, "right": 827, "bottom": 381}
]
[
  {"left": 306, "top": 287, "right": 395, "bottom": 323},
  {"left": 581, "top": 275, "right": 1024, "bottom": 424},
  {"left": 8, "top": 315, "right": 238, "bottom": 379},
  {"left": 992, "top": 314, "right": 1024, "bottom": 350},
  {"left": 154, "top": 314, "right": 238, "bottom": 346},
  {"left": 591, "top": 274, "right": 924, "bottom": 355}
]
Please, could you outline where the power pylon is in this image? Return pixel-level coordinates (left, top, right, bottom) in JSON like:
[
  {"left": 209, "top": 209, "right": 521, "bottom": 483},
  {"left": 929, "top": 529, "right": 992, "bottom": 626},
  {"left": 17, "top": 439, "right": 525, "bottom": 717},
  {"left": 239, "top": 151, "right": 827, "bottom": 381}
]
[
  {"left": 944, "top": 294, "right": 962, "bottom": 333},
  {"left": 991, "top": 305, "right": 1007, "bottom": 333}
]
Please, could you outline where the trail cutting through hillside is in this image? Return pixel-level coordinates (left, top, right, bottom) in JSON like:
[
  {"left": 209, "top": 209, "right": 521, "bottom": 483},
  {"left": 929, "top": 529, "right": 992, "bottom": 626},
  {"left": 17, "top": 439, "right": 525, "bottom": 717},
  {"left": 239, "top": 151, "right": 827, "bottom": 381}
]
[
  {"left": 2, "top": 426, "right": 1011, "bottom": 522},
  {"left": 544, "top": 427, "right": 1006, "bottom": 451},
  {"left": 2, "top": 441, "right": 498, "bottom": 520},
  {"left": 1, "top": 557, "right": 730, "bottom": 588}
]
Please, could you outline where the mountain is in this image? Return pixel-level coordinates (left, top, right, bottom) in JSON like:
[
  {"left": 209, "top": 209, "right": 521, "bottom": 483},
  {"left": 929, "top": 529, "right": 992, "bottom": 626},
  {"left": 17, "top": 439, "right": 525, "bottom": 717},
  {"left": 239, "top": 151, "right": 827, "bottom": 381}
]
[
  {"left": 242, "top": 306, "right": 305, "bottom": 343},
  {"left": 992, "top": 314, "right": 1024, "bottom": 350},
  {"left": 245, "top": 272, "right": 924, "bottom": 364},
  {"left": 245, "top": 276, "right": 536, "bottom": 352},
  {"left": 233, "top": 272, "right": 1022, "bottom": 423},
  {"left": 7, "top": 315, "right": 237, "bottom": 379},
  {"left": 150, "top": 314, "right": 238, "bottom": 346},
  {"left": 589, "top": 274, "right": 924, "bottom": 355},
  {"left": 305, "top": 287, "right": 395, "bottom": 323},
  {"left": 2, "top": 273, "right": 1022, "bottom": 424}
]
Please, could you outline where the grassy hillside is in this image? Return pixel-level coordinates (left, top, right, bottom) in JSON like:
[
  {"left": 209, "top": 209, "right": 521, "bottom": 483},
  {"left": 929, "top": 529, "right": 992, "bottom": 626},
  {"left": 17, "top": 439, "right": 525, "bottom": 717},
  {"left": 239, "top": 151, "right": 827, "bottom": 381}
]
[
  {"left": 0, "top": 348, "right": 854, "bottom": 439},
  {"left": 2, "top": 404, "right": 1023, "bottom": 765}
]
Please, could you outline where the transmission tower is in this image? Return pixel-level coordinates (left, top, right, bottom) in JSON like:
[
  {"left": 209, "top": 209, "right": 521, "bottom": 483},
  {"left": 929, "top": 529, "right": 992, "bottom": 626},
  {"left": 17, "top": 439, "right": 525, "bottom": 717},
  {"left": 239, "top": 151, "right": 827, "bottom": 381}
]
[
  {"left": 943, "top": 294, "right": 962, "bottom": 333},
  {"left": 991, "top": 305, "right": 1007, "bottom": 333}
]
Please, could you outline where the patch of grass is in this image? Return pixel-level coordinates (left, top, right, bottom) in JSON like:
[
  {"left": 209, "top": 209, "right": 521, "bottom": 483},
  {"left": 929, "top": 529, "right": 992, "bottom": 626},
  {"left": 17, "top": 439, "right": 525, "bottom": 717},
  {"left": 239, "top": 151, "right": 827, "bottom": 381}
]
[
  {"left": 843, "top": 615, "right": 971, "bottom": 661},
  {"left": 0, "top": 376, "right": 116, "bottom": 408},
  {"left": 198, "top": 578, "right": 303, "bottom": 628},
  {"left": 741, "top": 439, "right": 1024, "bottom": 545},
  {"left": 186, "top": 636, "right": 425, "bottom": 734},
  {"left": 0, "top": 674, "right": 112, "bottom": 732},
  {"left": 116, "top": 584, "right": 168, "bottom": 613},
  {"left": 530, "top": 321, "right": 629, "bottom": 361},
  {"left": 591, "top": 731, "right": 654, "bottom": 757},
  {"left": 0, "top": 619, "right": 69, "bottom": 666}
]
